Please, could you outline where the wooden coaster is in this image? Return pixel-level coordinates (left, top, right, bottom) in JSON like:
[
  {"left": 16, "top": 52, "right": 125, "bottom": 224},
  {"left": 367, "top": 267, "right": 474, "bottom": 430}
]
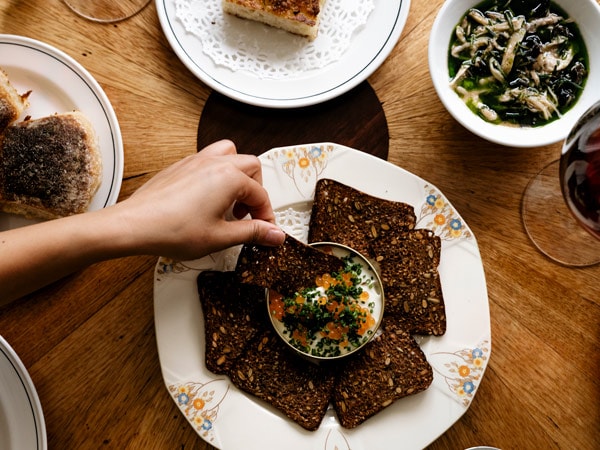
[{"left": 197, "top": 81, "right": 389, "bottom": 159}]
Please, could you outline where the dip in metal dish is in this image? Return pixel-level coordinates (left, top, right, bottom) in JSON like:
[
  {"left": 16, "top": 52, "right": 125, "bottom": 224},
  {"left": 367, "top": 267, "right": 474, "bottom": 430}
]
[{"left": 267, "top": 242, "right": 385, "bottom": 360}]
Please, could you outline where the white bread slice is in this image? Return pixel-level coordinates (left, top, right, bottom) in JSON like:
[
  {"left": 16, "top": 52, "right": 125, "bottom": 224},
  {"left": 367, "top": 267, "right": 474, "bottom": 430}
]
[
  {"left": 0, "top": 111, "right": 102, "bottom": 220},
  {"left": 0, "top": 68, "right": 30, "bottom": 133},
  {"left": 223, "top": 0, "right": 326, "bottom": 40}
]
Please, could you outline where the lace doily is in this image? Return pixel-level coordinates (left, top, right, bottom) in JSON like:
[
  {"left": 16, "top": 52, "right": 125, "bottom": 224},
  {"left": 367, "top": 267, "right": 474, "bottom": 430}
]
[
  {"left": 274, "top": 207, "right": 312, "bottom": 242},
  {"left": 174, "top": 0, "right": 375, "bottom": 80}
]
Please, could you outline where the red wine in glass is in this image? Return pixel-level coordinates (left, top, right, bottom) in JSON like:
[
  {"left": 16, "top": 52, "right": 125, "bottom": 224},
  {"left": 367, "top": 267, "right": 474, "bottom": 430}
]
[
  {"left": 560, "top": 102, "right": 600, "bottom": 239},
  {"left": 522, "top": 100, "right": 600, "bottom": 266}
]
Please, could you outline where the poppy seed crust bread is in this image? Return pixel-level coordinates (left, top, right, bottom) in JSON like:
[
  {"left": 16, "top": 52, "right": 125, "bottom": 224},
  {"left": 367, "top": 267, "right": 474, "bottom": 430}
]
[
  {"left": 222, "top": 0, "right": 326, "bottom": 40},
  {"left": 0, "top": 111, "right": 102, "bottom": 220},
  {"left": 0, "top": 69, "right": 30, "bottom": 133}
]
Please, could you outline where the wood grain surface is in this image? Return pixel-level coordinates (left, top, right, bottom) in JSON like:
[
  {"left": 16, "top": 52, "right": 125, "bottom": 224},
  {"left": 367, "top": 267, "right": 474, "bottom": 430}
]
[
  {"left": 0, "top": 1, "right": 598, "bottom": 449},
  {"left": 197, "top": 82, "right": 389, "bottom": 159}
]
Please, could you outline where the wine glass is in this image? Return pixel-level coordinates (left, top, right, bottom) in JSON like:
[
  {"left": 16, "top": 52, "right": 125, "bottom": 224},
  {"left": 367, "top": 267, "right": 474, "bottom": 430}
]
[
  {"left": 522, "top": 100, "right": 600, "bottom": 267},
  {"left": 62, "top": 0, "right": 152, "bottom": 23}
]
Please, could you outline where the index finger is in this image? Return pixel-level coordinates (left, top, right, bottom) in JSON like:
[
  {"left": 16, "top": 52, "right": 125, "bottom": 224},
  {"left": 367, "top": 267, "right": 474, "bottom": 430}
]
[
  {"left": 198, "top": 139, "right": 238, "bottom": 157},
  {"left": 219, "top": 153, "right": 265, "bottom": 189},
  {"left": 232, "top": 174, "right": 275, "bottom": 223}
]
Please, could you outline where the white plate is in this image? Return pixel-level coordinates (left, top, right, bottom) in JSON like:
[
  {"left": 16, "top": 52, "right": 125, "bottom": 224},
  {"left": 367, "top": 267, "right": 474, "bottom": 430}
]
[
  {"left": 0, "top": 34, "right": 123, "bottom": 231},
  {"left": 156, "top": 0, "right": 410, "bottom": 108},
  {"left": 154, "top": 143, "right": 491, "bottom": 450},
  {"left": 0, "top": 336, "right": 47, "bottom": 450}
]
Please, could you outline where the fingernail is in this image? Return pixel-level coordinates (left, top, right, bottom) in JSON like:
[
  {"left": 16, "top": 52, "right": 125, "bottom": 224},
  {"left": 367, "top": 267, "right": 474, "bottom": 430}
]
[{"left": 265, "top": 228, "right": 286, "bottom": 246}]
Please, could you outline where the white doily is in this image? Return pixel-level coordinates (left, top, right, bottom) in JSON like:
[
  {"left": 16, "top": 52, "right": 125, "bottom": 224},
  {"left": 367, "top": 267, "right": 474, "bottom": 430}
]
[
  {"left": 274, "top": 207, "right": 312, "bottom": 242},
  {"left": 174, "top": 0, "right": 375, "bottom": 79}
]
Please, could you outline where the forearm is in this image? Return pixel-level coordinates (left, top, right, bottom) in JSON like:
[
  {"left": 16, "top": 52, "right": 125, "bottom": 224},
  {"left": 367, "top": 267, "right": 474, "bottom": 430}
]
[
  {"left": 0, "top": 206, "right": 132, "bottom": 304},
  {"left": 0, "top": 142, "right": 286, "bottom": 304}
]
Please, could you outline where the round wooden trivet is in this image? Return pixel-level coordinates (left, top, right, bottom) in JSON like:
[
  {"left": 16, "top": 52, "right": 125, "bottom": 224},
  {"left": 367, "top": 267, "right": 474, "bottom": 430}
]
[{"left": 196, "top": 81, "right": 389, "bottom": 160}]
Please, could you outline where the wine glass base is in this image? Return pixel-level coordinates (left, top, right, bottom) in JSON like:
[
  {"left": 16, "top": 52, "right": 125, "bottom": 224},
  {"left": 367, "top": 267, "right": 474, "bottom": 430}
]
[
  {"left": 63, "top": 0, "right": 152, "bottom": 23},
  {"left": 522, "top": 160, "right": 600, "bottom": 267}
]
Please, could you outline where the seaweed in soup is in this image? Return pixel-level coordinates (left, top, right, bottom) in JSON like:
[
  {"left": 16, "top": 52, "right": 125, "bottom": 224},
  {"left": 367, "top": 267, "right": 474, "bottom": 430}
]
[{"left": 448, "top": 0, "right": 588, "bottom": 127}]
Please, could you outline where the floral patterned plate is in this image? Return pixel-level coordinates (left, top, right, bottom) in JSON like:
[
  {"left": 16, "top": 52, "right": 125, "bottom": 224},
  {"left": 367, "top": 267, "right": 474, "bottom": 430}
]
[{"left": 153, "top": 143, "right": 491, "bottom": 450}]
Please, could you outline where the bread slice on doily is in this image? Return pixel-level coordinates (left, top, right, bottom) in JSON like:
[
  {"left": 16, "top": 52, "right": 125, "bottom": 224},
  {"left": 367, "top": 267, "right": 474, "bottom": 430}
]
[{"left": 222, "top": 0, "right": 326, "bottom": 40}]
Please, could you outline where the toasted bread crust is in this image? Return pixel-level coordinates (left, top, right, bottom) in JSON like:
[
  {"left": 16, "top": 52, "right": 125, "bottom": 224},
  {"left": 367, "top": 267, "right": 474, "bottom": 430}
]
[
  {"left": 0, "top": 111, "right": 102, "bottom": 219},
  {"left": 0, "top": 68, "right": 30, "bottom": 133},
  {"left": 223, "top": 0, "right": 325, "bottom": 39}
]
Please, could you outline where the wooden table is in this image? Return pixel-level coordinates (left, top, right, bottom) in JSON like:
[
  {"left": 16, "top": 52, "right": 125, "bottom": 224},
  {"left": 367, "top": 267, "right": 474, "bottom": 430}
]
[{"left": 1, "top": 1, "right": 599, "bottom": 449}]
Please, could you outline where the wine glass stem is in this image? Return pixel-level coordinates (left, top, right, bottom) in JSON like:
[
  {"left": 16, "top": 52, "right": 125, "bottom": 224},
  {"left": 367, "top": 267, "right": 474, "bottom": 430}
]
[{"left": 62, "top": 0, "right": 152, "bottom": 23}]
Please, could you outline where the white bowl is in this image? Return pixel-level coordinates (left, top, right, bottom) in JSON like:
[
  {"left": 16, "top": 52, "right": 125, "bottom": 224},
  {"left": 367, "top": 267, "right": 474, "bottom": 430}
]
[{"left": 428, "top": 0, "right": 600, "bottom": 148}]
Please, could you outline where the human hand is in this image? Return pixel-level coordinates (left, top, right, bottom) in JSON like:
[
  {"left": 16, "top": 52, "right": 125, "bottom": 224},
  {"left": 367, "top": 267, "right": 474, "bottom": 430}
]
[{"left": 115, "top": 140, "right": 285, "bottom": 260}]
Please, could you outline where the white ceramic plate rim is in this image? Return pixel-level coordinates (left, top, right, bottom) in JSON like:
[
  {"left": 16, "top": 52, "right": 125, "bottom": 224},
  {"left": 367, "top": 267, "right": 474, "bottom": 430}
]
[
  {"left": 0, "top": 34, "right": 123, "bottom": 231},
  {"left": 0, "top": 336, "right": 47, "bottom": 450},
  {"left": 154, "top": 143, "right": 491, "bottom": 450},
  {"left": 428, "top": 0, "right": 600, "bottom": 148},
  {"left": 155, "top": 0, "right": 411, "bottom": 108}
]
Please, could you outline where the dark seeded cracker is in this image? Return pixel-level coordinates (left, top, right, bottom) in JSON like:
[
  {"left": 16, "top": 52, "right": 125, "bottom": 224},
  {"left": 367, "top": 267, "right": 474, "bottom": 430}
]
[
  {"left": 370, "top": 228, "right": 446, "bottom": 335},
  {"left": 196, "top": 271, "right": 268, "bottom": 374},
  {"left": 308, "top": 178, "right": 416, "bottom": 255},
  {"left": 228, "top": 328, "right": 336, "bottom": 431},
  {"left": 235, "top": 233, "right": 344, "bottom": 297},
  {"left": 332, "top": 320, "right": 433, "bottom": 429}
]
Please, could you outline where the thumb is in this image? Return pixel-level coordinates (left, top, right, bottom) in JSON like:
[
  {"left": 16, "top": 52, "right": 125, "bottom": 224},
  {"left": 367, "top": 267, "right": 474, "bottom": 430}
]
[{"left": 229, "top": 219, "right": 286, "bottom": 247}]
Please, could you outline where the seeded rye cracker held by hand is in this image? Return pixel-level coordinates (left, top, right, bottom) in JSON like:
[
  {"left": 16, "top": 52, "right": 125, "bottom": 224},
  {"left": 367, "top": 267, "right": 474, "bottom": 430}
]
[{"left": 235, "top": 233, "right": 345, "bottom": 297}]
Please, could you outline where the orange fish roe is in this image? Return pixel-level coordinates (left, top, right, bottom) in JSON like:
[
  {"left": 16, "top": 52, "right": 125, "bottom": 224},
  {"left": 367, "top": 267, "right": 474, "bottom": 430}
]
[
  {"left": 269, "top": 291, "right": 285, "bottom": 321},
  {"left": 271, "top": 253, "right": 380, "bottom": 358}
]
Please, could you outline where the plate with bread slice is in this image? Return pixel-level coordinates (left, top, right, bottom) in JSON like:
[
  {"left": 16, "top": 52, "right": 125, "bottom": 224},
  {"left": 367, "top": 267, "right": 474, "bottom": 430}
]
[
  {"left": 154, "top": 143, "right": 491, "bottom": 450},
  {"left": 156, "top": 0, "right": 410, "bottom": 108},
  {"left": 0, "top": 34, "right": 123, "bottom": 231}
]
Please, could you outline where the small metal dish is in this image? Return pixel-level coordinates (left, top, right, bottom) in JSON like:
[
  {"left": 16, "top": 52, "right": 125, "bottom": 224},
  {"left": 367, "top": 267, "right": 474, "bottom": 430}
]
[{"left": 266, "top": 242, "right": 385, "bottom": 361}]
